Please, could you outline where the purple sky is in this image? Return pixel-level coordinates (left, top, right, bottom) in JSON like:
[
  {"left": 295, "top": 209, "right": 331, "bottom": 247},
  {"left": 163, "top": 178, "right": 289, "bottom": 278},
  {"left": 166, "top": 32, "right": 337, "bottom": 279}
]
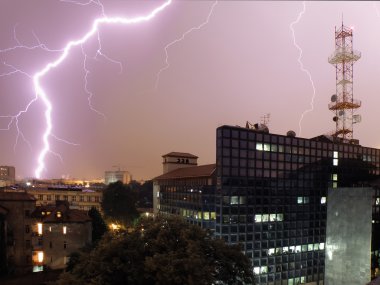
[{"left": 0, "top": 1, "right": 380, "bottom": 181}]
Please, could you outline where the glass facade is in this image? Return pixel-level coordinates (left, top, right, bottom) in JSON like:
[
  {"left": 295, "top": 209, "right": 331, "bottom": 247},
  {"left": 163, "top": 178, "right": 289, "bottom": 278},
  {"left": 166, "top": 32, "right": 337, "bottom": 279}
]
[
  {"left": 156, "top": 125, "right": 380, "bottom": 285},
  {"left": 157, "top": 176, "right": 216, "bottom": 229},
  {"left": 216, "top": 125, "right": 380, "bottom": 285}
]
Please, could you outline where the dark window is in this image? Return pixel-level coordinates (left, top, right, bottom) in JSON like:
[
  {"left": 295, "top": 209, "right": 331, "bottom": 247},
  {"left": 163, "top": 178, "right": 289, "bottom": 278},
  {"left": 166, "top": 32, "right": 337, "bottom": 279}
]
[
  {"left": 64, "top": 241, "right": 67, "bottom": 249},
  {"left": 25, "top": 225, "right": 30, "bottom": 233}
]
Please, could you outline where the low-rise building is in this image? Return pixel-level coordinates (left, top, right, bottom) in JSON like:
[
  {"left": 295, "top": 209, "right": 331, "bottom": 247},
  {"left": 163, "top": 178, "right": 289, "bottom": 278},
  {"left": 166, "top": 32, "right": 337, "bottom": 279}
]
[
  {"left": 27, "top": 187, "right": 102, "bottom": 212},
  {"left": 32, "top": 201, "right": 92, "bottom": 270},
  {"left": 0, "top": 166, "right": 15, "bottom": 186},
  {"left": 0, "top": 190, "right": 36, "bottom": 275}
]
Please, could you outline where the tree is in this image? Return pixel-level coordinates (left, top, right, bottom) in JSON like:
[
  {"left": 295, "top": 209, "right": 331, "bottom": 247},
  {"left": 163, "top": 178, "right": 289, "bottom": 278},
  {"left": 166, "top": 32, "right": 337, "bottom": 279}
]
[
  {"left": 55, "top": 216, "right": 255, "bottom": 285},
  {"left": 88, "top": 207, "right": 108, "bottom": 244},
  {"left": 101, "top": 181, "right": 139, "bottom": 226}
]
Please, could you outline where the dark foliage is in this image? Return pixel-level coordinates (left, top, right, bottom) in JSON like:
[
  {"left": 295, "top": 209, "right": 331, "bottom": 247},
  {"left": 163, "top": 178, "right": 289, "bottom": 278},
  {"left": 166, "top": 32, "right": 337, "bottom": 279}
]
[
  {"left": 55, "top": 216, "right": 255, "bottom": 285},
  {"left": 88, "top": 207, "right": 108, "bottom": 244},
  {"left": 101, "top": 181, "right": 139, "bottom": 226}
]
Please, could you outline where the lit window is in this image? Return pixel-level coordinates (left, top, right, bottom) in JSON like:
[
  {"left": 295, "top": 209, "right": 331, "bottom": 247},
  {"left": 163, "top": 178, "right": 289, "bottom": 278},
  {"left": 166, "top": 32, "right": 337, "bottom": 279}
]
[
  {"left": 268, "top": 248, "right": 275, "bottom": 256},
  {"left": 332, "top": 174, "right": 338, "bottom": 181},
  {"left": 64, "top": 256, "right": 70, "bottom": 265},
  {"left": 319, "top": 242, "right": 325, "bottom": 250},
  {"left": 321, "top": 197, "right": 326, "bottom": 204},
  {"left": 333, "top": 182, "right": 338, "bottom": 188},
  {"left": 37, "top": 223, "right": 43, "bottom": 235},
  {"left": 269, "top": 214, "right": 276, "bottom": 222},
  {"left": 314, "top": 243, "right": 319, "bottom": 250},
  {"left": 283, "top": 246, "right": 289, "bottom": 253},
  {"left": 262, "top": 214, "right": 269, "bottom": 222},
  {"left": 63, "top": 226, "right": 67, "bottom": 235},
  {"left": 289, "top": 246, "right": 295, "bottom": 253},
  {"left": 263, "top": 143, "right": 270, "bottom": 152},
  {"left": 376, "top": 198, "right": 379, "bottom": 205},
  {"left": 210, "top": 212, "right": 216, "bottom": 220},
  {"left": 333, "top": 151, "right": 338, "bottom": 158},
  {"left": 297, "top": 197, "right": 303, "bottom": 204},
  {"left": 256, "top": 143, "right": 263, "bottom": 151},
  {"left": 230, "top": 196, "right": 239, "bottom": 205},
  {"left": 277, "top": 213, "right": 284, "bottom": 221},
  {"left": 33, "top": 265, "right": 43, "bottom": 272},
  {"left": 56, "top": 211, "right": 61, "bottom": 218},
  {"left": 333, "top": 159, "right": 338, "bottom": 166},
  {"left": 308, "top": 244, "right": 314, "bottom": 251},
  {"left": 260, "top": 266, "right": 268, "bottom": 274},
  {"left": 239, "top": 196, "right": 246, "bottom": 204},
  {"left": 295, "top": 245, "right": 301, "bottom": 253},
  {"left": 37, "top": 251, "right": 44, "bottom": 263},
  {"left": 49, "top": 226, "right": 52, "bottom": 232},
  {"left": 254, "top": 267, "right": 260, "bottom": 275},
  {"left": 254, "top": 214, "right": 262, "bottom": 223}
]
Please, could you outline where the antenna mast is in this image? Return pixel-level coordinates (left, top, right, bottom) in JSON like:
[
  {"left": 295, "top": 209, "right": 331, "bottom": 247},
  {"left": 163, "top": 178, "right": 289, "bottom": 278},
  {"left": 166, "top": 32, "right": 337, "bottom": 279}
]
[{"left": 328, "top": 22, "right": 361, "bottom": 140}]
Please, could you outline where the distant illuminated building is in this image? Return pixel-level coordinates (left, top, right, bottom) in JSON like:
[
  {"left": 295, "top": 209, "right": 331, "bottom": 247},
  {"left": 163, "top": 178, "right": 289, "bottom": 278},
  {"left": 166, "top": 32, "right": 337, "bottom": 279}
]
[
  {"left": 0, "top": 166, "right": 15, "bottom": 186},
  {"left": 104, "top": 170, "right": 132, "bottom": 185},
  {"left": 27, "top": 186, "right": 102, "bottom": 212}
]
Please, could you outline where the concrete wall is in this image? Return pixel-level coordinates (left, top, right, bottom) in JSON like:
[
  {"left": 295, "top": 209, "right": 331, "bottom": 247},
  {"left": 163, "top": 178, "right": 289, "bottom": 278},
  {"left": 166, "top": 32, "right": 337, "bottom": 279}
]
[
  {"left": 325, "top": 187, "right": 372, "bottom": 285},
  {"left": 0, "top": 199, "right": 35, "bottom": 274},
  {"left": 43, "top": 221, "right": 92, "bottom": 269}
]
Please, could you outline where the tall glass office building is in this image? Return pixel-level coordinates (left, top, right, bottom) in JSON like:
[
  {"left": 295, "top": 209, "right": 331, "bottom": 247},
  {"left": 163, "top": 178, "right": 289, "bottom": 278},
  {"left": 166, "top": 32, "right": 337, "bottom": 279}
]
[
  {"left": 155, "top": 124, "right": 380, "bottom": 285},
  {"left": 216, "top": 125, "right": 380, "bottom": 285}
]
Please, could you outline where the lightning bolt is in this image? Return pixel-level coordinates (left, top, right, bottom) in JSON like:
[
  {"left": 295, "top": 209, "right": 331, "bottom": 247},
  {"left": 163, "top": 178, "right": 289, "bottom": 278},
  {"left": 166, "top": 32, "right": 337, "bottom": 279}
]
[
  {"left": 290, "top": 1, "right": 316, "bottom": 137},
  {"left": 155, "top": 1, "right": 218, "bottom": 89},
  {"left": 0, "top": 0, "right": 172, "bottom": 179}
]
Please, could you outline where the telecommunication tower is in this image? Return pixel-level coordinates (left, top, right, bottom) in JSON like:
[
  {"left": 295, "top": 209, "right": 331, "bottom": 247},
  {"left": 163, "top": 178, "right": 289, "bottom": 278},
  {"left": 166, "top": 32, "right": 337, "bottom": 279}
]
[{"left": 328, "top": 22, "right": 361, "bottom": 140}]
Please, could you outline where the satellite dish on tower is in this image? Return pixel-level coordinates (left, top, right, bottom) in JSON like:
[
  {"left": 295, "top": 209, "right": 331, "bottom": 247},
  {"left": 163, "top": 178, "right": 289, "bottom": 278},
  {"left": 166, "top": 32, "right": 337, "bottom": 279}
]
[
  {"left": 353, "top": 114, "right": 362, "bottom": 124},
  {"left": 331, "top": 94, "right": 337, "bottom": 102}
]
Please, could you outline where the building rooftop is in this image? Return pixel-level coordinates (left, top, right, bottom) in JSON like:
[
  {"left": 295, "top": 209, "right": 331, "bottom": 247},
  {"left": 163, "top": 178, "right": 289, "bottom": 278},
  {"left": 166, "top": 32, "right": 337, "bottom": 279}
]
[
  {"left": 154, "top": 164, "right": 216, "bottom": 180},
  {"left": 162, "top": 152, "right": 198, "bottom": 159},
  {"left": 0, "top": 190, "right": 36, "bottom": 201},
  {"left": 32, "top": 201, "right": 91, "bottom": 223}
]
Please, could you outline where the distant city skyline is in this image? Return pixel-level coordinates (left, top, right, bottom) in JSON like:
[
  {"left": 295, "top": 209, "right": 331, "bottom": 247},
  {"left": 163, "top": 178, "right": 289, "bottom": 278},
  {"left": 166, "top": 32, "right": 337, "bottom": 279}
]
[{"left": 1, "top": 1, "right": 380, "bottom": 180}]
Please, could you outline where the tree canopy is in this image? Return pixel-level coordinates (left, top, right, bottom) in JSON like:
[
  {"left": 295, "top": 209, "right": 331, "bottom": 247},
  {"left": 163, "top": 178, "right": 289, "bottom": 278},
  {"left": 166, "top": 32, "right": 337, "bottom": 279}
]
[
  {"left": 101, "top": 181, "right": 139, "bottom": 226},
  {"left": 55, "top": 216, "right": 255, "bottom": 285},
  {"left": 88, "top": 207, "right": 108, "bottom": 244}
]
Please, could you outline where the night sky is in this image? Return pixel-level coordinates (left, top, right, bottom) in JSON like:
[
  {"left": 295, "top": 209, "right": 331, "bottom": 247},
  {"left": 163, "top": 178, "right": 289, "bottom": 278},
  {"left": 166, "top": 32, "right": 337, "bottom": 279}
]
[{"left": 0, "top": 1, "right": 379, "bottom": 181}]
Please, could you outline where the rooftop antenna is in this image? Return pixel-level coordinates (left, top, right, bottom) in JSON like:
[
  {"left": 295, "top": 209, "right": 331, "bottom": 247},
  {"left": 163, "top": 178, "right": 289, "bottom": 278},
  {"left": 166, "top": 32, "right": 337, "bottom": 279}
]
[
  {"left": 261, "top": 113, "right": 270, "bottom": 126},
  {"left": 328, "top": 19, "right": 361, "bottom": 140}
]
